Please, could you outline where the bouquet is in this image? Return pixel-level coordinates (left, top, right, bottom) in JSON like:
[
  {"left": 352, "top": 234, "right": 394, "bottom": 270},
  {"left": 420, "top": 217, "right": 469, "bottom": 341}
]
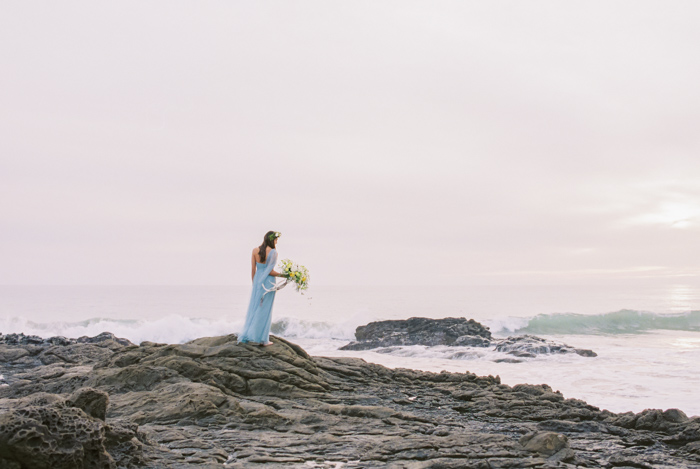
[{"left": 279, "top": 259, "right": 310, "bottom": 293}]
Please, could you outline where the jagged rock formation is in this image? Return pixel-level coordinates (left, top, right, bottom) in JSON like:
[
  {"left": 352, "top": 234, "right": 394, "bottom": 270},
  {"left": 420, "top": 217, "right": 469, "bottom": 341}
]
[
  {"left": 1, "top": 331, "right": 699, "bottom": 468},
  {"left": 340, "top": 317, "right": 493, "bottom": 350}
]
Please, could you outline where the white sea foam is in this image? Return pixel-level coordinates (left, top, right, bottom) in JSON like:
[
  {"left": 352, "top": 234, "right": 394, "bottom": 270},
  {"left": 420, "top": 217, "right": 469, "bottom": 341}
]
[
  {"left": 0, "top": 315, "right": 245, "bottom": 345},
  {"left": 270, "top": 316, "right": 358, "bottom": 340},
  {"left": 481, "top": 316, "right": 531, "bottom": 335}
]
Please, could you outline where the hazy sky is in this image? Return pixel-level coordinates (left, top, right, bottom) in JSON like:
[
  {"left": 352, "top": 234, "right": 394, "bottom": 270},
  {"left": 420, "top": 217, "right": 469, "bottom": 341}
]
[{"left": 2, "top": 1, "right": 700, "bottom": 286}]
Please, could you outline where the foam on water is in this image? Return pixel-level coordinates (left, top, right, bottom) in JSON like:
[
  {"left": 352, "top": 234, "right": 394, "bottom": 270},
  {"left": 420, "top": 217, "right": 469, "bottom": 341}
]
[
  {"left": 292, "top": 331, "right": 700, "bottom": 417},
  {"left": 270, "top": 317, "right": 358, "bottom": 340}
]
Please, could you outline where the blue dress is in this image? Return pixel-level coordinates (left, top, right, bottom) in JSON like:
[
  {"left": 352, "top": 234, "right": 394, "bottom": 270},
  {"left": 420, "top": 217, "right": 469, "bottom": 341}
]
[{"left": 238, "top": 248, "right": 278, "bottom": 344}]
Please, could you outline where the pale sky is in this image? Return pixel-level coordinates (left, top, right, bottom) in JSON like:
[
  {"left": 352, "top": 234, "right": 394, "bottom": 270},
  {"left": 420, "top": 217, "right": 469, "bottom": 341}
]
[{"left": 2, "top": 1, "right": 700, "bottom": 286}]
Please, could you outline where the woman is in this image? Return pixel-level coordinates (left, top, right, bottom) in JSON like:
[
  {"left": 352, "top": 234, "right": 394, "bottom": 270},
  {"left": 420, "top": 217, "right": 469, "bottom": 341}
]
[{"left": 238, "top": 230, "right": 285, "bottom": 346}]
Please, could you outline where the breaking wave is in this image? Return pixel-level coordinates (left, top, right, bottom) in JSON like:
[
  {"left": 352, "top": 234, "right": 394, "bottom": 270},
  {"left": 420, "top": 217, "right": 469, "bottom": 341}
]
[
  {"left": 2, "top": 310, "right": 699, "bottom": 345},
  {"left": 0, "top": 315, "right": 358, "bottom": 344},
  {"left": 500, "top": 310, "right": 700, "bottom": 335}
]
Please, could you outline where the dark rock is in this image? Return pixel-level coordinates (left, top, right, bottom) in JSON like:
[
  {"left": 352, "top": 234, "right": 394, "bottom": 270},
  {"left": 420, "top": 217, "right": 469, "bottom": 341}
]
[
  {"left": 519, "top": 431, "right": 570, "bottom": 456},
  {"left": 494, "top": 334, "right": 598, "bottom": 357},
  {"left": 68, "top": 387, "right": 109, "bottom": 421},
  {"left": 453, "top": 335, "right": 491, "bottom": 347},
  {"left": 669, "top": 420, "right": 700, "bottom": 444},
  {"left": 103, "top": 420, "right": 146, "bottom": 467},
  {"left": 511, "top": 383, "right": 557, "bottom": 396},
  {"left": 77, "top": 332, "right": 134, "bottom": 347},
  {"left": 44, "top": 336, "right": 73, "bottom": 346},
  {"left": 538, "top": 419, "right": 610, "bottom": 434},
  {"left": 0, "top": 332, "right": 132, "bottom": 348},
  {"left": 340, "top": 317, "right": 492, "bottom": 350},
  {"left": 0, "top": 333, "right": 44, "bottom": 346},
  {"left": 662, "top": 408, "right": 689, "bottom": 423},
  {"left": 610, "top": 408, "right": 690, "bottom": 433},
  {"left": 608, "top": 452, "right": 656, "bottom": 469},
  {"left": 684, "top": 441, "right": 700, "bottom": 454},
  {"left": 0, "top": 393, "right": 120, "bottom": 468}
]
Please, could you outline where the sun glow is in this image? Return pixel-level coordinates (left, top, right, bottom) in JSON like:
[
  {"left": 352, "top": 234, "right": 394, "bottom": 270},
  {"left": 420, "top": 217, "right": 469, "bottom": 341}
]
[{"left": 628, "top": 202, "right": 700, "bottom": 229}]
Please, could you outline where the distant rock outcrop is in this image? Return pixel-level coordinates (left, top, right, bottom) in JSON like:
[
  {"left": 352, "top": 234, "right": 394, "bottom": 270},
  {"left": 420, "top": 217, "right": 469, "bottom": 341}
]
[{"left": 339, "top": 317, "right": 492, "bottom": 351}]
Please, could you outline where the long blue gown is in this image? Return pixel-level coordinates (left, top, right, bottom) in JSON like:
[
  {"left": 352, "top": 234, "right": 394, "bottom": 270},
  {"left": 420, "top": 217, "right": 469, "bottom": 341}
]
[{"left": 238, "top": 248, "right": 278, "bottom": 344}]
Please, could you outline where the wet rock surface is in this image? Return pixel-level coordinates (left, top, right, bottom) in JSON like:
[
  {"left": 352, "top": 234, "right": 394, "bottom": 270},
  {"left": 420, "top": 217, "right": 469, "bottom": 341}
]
[{"left": 0, "top": 332, "right": 699, "bottom": 468}]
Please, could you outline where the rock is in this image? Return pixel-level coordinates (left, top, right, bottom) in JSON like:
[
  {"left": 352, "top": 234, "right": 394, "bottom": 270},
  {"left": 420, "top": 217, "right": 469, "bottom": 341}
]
[
  {"left": 608, "top": 452, "right": 656, "bottom": 469},
  {"left": 0, "top": 331, "right": 697, "bottom": 468},
  {"left": 0, "top": 392, "right": 129, "bottom": 469},
  {"left": 610, "top": 408, "right": 690, "bottom": 432},
  {"left": 663, "top": 408, "right": 689, "bottom": 423},
  {"left": 67, "top": 387, "right": 109, "bottom": 421},
  {"left": 453, "top": 335, "right": 491, "bottom": 347},
  {"left": 494, "top": 335, "right": 598, "bottom": 357},
  {"left": 519, "top": 431, "right": 570, "bottom": 456},
  {"left": 340, "top": 317, "right": 492, "bottom": 350},
  {"left": 669, "top": 420, "right": 700, "bottom": 444},
  {"left": 108, "top": 381, "right": 241, "bottom": 424},
  {"left": 0, "top": 332, "right": 132, "bottom": 348},
  {"left": 103, "top": 420, "right": 146, "bottom": 467},
  {"left": 684, "top": 441, "right": 700, "bottom": 454},
  {"left": 537, "top": 419, "right": 610, "bottom": 434},
  {"left": 0, "top": 333, "right": 44, "bottom": 346},
  {"left": 77, "top": 332, "right": 134, "bottom": 347},
  {"left": 0, "top": 347, "right": 30, "bottom": 363}
]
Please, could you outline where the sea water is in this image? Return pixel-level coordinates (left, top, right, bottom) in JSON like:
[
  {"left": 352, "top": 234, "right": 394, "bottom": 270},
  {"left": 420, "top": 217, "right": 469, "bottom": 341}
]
[{"left": 1, "top": 284, "right": 699, "bottom": 416}]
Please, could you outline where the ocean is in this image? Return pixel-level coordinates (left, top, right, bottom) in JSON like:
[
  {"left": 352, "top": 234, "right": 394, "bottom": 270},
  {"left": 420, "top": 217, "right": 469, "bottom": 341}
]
[{"left": 2, "top": 284, "right": 699, "bottom": 417}]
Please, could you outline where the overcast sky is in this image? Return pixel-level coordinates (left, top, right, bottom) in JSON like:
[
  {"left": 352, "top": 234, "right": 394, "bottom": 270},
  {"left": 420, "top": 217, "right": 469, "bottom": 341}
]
[{"left": 2, "top": 1, "right": 700, "bottom": 286}]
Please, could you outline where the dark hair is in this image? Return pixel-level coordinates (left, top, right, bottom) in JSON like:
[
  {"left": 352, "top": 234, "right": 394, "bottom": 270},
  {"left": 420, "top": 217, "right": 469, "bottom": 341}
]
[{"left": 258, "top": 231, "right": 277, "bottom": 263}]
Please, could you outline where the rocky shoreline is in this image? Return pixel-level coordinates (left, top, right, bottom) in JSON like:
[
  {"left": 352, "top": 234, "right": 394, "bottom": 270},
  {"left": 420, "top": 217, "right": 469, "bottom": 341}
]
[{"left": 1, "top": 331, "right": 700, "bottom": 468}]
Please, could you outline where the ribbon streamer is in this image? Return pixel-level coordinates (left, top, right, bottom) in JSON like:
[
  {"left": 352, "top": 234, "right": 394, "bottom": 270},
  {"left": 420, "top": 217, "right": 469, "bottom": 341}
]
[{"left": 261, "top": 278, "right": 290, "bottom": 303}]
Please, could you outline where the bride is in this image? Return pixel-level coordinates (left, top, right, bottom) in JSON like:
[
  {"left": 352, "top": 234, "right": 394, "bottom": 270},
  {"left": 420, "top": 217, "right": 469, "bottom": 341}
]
[{"left": 238, "top": 231, "right": 286, "bottom": 346}]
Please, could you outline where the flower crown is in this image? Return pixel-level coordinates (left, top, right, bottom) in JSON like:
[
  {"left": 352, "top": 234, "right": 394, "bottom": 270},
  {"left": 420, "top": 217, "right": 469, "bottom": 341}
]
[{"left": 268, "top": 231, "right": 281, "bottom": 241}]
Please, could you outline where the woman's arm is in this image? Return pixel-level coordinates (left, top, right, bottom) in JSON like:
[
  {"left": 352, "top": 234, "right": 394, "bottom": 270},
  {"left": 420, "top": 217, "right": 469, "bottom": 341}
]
[{"left": 251, "top": 251, "right": 257, "bottom": 282}]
